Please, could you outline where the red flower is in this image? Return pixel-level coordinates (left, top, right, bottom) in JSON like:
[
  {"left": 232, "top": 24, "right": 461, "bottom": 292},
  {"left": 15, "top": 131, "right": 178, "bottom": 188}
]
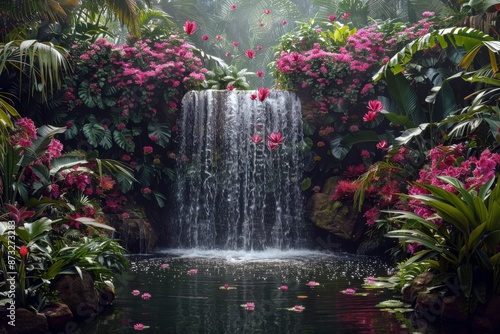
[
  {"left": 202, "top": 35, "right": 209, "bottom": 41},
  {"left": 216, "top": 35, "right": 223, "bottom": 40},
  {"left": 251, "top": 134, "right": 263, "bottom": 143},
  {"left": 363, "top": 111, "right": 379, "bottom": 122},
  {"left": 264, "top": 9, "right": 271, "bottom": 14},
  {"left": 376, "top": 140, "right": 388, "bottom": 150},
  {"left": 250, "top": 94, "right": 257, "bottom": 100},
  {"left": 367, "top": 100, "right": 384, "bottom": 112},
  {"left": 328, "top": 14, "right": 336, "bottom": 21},
  {"left": 232, "top": 41, "right": 239, "bottom": 47},
  {"left": 19, "top": 245, "right": 28, "bottom": 256},
  {"left": 257, "top": 45, "right": 263, "bottom": 51},
  {"left": 143, "top": 146, "right": 153, "bottom": 155},
  {"left": 226, "top": 52, "right": 231, "bottom": 57},
  {"left": 245, "top": 49, "right": 256, "bottom": 59},
  {"left": 183, "top": 21, "right": 197, "bottom": 35},
  {"left": 342, "top": 12, "right": 350, "bottom": 19},
  {"left": 258, "top": 23, "right": 264, "bottom": 27},
  {"left": 267, "top": 141, "right": 280, "bottom": 150},
  {"left": 256, "top": 70, "right": 264, "bottom": 78},
  {"left": 230, "top": 4, "right": 237, "bottom": 10},
  {"left": 227, "top": 84, "right": 234, "bottom": 91},
  {"left": 267, "top": 132, "right": 285, "bottom": 144},
  {"left": 258, "top": 87, "right": 270, "bottom": 102},
  {"left": 281, "top": 20, "right": 287, "bottom": 25}
]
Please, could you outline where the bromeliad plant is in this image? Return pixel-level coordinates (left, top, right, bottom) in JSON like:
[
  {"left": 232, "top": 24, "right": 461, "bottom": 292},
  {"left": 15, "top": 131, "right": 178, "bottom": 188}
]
[{"left": 385, "top": 175, "right": 500, "bottom": 315}]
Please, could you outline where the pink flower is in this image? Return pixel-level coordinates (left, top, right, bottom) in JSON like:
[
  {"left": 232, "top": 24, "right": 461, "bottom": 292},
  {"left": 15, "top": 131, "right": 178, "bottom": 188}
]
[
  {"left": 268, "top": 141, "right": 280, "bottom": 150},
  {"left": 222, "top": 283, "right": 229, "bottom": 289},
  {"left": 131, "top": 290, "right": 140, "bottom": 296},
  {"left": 232, "top": 41, "right": 239, "bottom": 47},
  {"left": 313, "top": 186, "right": 321, "bottom": 192},
  {"left": 202, "top": 35, "right": 209, "bottom": 41},
  {"left": 143, "top": 146, "right": 153, "bottom": 155},
  {"left": 227, "top": 84, "right": 234, "bottom": 91},
  {"left": 256, "top": 70, "right": 265, "bottom": 77},
  {"left": 183, "top": 21, "right": 197, "bottom": 35},
  {"left": 188, "top": 269, "right": 198, "bottom": 275},
  {"left": 257, "top": 45, "right": 263, "bottom": 51},
  {"left": 267, "top": 132, "right": 285, "bottom": 144},
  {"left": 365, "top": 276, "right": 376, "bottom": 283},
  {"left": 258, "top": 23, "right": 264, "bottom": 27},
  {"left": 422, "top": 11, "right": 435, "bottom": 17},
  {"left": 245, "top": 302, "right": 255, "bottom": 311},
  {"left": 226, "top": 52, "right": 231, "bottom": 57},
  {"left": 361, "top": 150, "right": 371, "bottom": 158},
  {"left": 376, "top": 140, "right": 388, "bottom": 150},
  {"left": 216, "top": 35, "right": 222, "bottom": 40},
  {"left": 293, "top": 305, "right": 305, "bottom": 312},
  {"left": 279, "top": 285, "right": 288, "bottom": 291},
  {"left": 160, "top": 263, "right": 170, "bottom": 269},
  {"left": 250, "top": 93, "right": 257, "bottom": 100},
  {"left": 141, "top": 188, "right": 152, "bottom": 194},
  {"left": 343, "top": 288, "right": 356, "bottom": 295},
  {"left": 141, "top": 293, "right": 151, "bottom": 300},
  {"left": 122, "top": 154, "right": 131, "bottom": 161},
  {"left": 367, "top": 100, "right": 384, "bottom": 112},
  {"left": 230, "top": 4, "right": 237, "bottom": 10},
  {"left": 122, "top": 213, "right": 130, "bottom": 219},
  {"left": 134, "top": 323, "right": 145, "bottom": 331},
  {"left": 363, "top": 111, "right": 378, "bottom": 122},
  {"left": 258, "top": 87, "right": 270, "bottom": 101},
  {"left": 251, "top": 134, "right": 263, "bottom": 143},
  {"left": 342, "top": 12, "right": 350, "bottom": 19},
  {"left": 245, "top": 49, "right": 256, "bottom": 59},
  {"left": 149, "top": 135, "right": 158, "bottom": 142},
  {"left": 264, "top": 9, "right": 271, "bottom": 14},
  {"left": 281, "top": 20, "right": 287, "bottom": 25},
  {"left": 328, "top": 14, "right": 336, "bottom": 21},
  {"left": 307, "top": 281, "right": 320, "bottom": 287}
]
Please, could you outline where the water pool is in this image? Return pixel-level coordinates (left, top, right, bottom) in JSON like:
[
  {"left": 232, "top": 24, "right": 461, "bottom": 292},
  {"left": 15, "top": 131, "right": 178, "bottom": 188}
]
[{"left": 83, "top": 250, "right": 417, "bottom": 333}]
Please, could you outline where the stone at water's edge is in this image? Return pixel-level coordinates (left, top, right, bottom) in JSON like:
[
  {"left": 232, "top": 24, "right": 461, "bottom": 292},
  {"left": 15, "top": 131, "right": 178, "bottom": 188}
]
[
  {"left": 306, "top": 192, "right": 362, "bottom": 241},
  {"left": 41, "top": 302, "right": 73, "bottom": 330},
  {"left": 51, "top": 272, "right": 98, "bottom": 319},
  {"left": 305, "top": 176, "right": 363, "bottom": 241},
  {"left": 6, "top": 308, "right": 48, "bottom": 334}
]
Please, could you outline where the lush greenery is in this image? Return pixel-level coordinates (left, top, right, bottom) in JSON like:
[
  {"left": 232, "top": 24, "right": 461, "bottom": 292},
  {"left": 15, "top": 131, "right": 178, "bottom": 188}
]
[{"left": 2, "top": 0, "right": 500, "bottom": 322}]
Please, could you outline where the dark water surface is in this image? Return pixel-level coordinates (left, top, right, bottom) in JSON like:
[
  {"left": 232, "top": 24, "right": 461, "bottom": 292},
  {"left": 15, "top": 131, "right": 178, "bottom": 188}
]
[{"left": 85, "top": 250, "right": 417, "bottom": 334}]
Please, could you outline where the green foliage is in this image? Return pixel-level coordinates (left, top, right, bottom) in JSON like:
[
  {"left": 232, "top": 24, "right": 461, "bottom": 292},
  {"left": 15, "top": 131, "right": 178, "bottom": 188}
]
[
  {"left": 202, "top": 65, "right": 254, "bottom": 90},
  {"left": 385, "top": 176, "right": 500, "bottom": 313}
]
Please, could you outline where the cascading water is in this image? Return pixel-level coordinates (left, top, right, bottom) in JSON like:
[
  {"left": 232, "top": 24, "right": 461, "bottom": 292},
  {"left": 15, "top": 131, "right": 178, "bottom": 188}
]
[{"left": 172, "top": 90, "right": 304, "bottom": 250}]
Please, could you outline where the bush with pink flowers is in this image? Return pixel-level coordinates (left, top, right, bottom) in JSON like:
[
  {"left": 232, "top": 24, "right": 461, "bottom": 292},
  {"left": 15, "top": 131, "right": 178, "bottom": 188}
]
[{"left": 62, "top": 37, "right": 207, "bottom": 206}]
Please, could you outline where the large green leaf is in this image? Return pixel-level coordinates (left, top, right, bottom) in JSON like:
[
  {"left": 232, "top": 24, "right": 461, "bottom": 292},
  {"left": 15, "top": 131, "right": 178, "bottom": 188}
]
[
  {"left": 83, "top": 122, "right": 106, "bottom": 147},
  {"left": 148, "top": 121, "right": 171, "bottom": 147},
  {"left": 427, "top": 80, "right": 457, "bottom": 122},
  {"left": 113, "top": 128, "right": 135, "bottom": 152},
  {"left": 330, "top": 130, "right": 380, "bottom": 160},
  {"left": 385, "top": 71, "right": 426, "bottom": 125}
]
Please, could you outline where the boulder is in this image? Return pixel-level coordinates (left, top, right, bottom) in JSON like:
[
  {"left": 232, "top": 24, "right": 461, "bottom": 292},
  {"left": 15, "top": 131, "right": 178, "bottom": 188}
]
[
  {"left": 41, "top": 302, "right": 73, "bottom": 330},
  {"left": 402, "top": 271, "right": 435, "bottom": 303},
  {"left": 51, "top": 272, "right": 98, "bottom": 319},
  {"left": 9, "top": 308, "right": 48, "bottom": 334},
  {"left": 306, "top": 193, "right": 362, "bottom": 241}
]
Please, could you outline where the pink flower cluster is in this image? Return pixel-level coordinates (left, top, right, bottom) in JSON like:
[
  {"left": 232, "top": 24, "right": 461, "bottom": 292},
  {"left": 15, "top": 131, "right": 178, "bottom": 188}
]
[{"left": 408, "top": 145, "right": 500, "bottom": 219}]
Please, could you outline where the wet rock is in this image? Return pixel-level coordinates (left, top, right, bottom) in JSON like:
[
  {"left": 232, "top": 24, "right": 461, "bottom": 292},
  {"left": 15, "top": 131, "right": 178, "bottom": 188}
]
[
  {"left": 106, "top": 212, "right": 157, "bottom": 253},
  {"left": 402, "top": 271, "right": 435, "bottom": 303},
  {"left": 41, "top": 302, "right": 73, "bottom": 330},
  {"left": 52, "top": 272, "right": 98, "bottom": 319},
  {"left": 9, "top": 308, "right": 48, "bottom": 334},
  {"left": 306, "top": 193, "right": 362, "bottom": 241}
]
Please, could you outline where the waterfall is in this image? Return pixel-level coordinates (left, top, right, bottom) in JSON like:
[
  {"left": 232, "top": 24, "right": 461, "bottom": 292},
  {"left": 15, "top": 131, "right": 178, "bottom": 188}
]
[{"left": 173, "top": 90, "right": 303, "bottom": 250}]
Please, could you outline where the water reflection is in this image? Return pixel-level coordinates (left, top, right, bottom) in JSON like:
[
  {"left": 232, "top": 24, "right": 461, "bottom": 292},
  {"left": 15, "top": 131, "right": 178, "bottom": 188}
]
[{"left": 84, "top": 250, "right": 416, "bottom": 333}]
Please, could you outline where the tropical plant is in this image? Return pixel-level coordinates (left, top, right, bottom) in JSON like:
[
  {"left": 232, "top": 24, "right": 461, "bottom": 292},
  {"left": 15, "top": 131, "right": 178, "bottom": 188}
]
[
  {"left": 202, "top": 65, "right": 254, "bottom": 90},
  {"left": 385, "top": 175, "right": 500, "bottom": 314}
]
